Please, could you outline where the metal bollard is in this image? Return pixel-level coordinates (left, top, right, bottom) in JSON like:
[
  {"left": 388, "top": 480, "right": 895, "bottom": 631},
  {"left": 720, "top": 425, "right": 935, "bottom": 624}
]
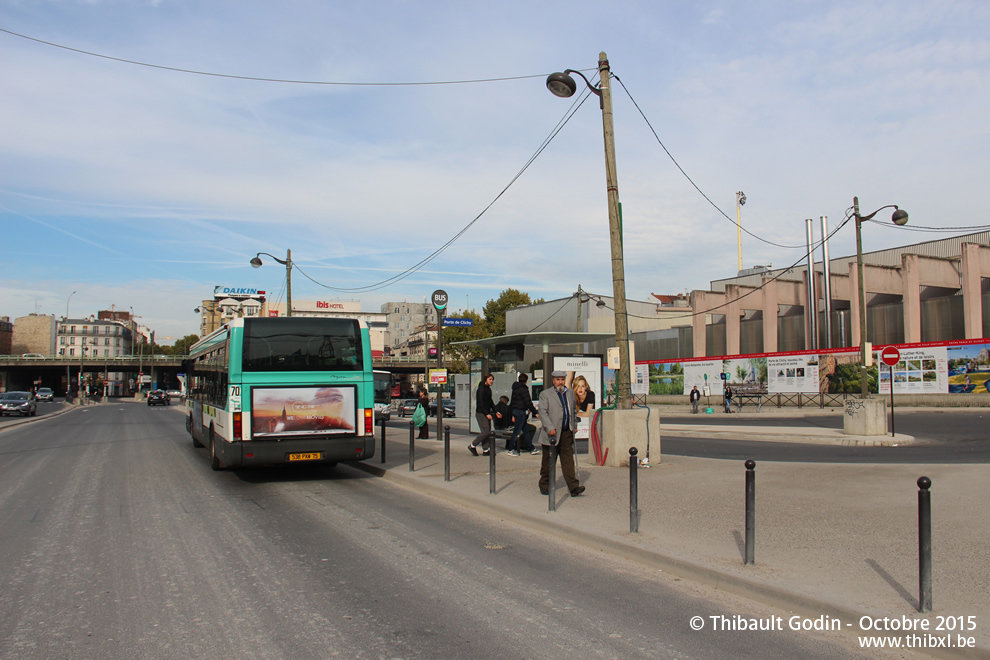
[
  {"left": 548, "top": 444, "right": 557, "bottom": 512},
  {"left": 408, "top": 421, "right": 415, "bottom": 472},
  {"left": 629, "top": 447, "right": 639, "bottom": 533},
  {"left": 918, "top": 476, "right": 932, "bottom": 612},
  {"left": 444, "top": 425, "right": 451, "bottom": 482},
  {"left": 489, "top": 430, "right": 496, "bottom": 494},
  {"left": 745, "top": 459, "right": 756, "bottom": 565},
  {"left": 380, "top": 419, "right": 387, "bottom": 464}
]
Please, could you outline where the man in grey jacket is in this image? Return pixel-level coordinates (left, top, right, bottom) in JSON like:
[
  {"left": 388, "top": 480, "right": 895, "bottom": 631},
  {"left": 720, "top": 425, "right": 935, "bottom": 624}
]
[{"left": 536, "top": 370, "right": 585, "bottom": 497}]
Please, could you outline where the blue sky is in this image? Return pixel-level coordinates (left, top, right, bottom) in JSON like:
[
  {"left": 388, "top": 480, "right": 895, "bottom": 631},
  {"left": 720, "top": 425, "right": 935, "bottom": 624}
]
[{"left": 2, "top": 1, "right": 988, "bottom": 342}]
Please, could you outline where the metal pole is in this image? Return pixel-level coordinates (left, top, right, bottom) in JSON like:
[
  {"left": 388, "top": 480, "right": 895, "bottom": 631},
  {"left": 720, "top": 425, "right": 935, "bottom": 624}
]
[
  {"left": 745, "top": 459, "right": 756, "bottom": 565},
  {"left": 629, "top": 447, "right": 639, "bottom": 533},
  {"left": 598, "top": 52, "right": 632, "bottom": 410},
  {"left": 805, "top": 218, "right": 818, "bottom": 350},
  {"left": 489, "top": 430, "right": 496, "bottom": 494},
  {"left": 380, "top": 418, "right": 387, "bottom": 464},
  {"left": 736, "top": 199, "right": 743, "bottom": 272},
  {"left": 917, "top": 476, "right": 932, "bottom": 612},
  {"left": 855, "top": 196, "right": 870, "bottom": 397},
  {"left": 408, "top": 421, "right": 415, "bottom": 471},
  {"left": 548, "top": 445, "right": 557, "bottom": 512},
  {"left": 285, "top": 248, "right": 292, "bottom": 317},
  {"left": 820, "top": 216, "right": 833, "bottom": 348},
  {"left": 444, "top": 425, "right": 450, "bottom": 482},
  {"left": 890, "top": 364, "right": 896, "bottom": 437}
]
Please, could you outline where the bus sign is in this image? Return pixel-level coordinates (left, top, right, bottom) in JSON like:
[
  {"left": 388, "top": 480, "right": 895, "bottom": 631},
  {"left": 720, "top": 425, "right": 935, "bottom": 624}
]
[
  {"left": 442, "top": 317, "right": 473, "bottom": 327},
  {"left": 432, "top": 289, "right": 448, "bottom": 311}
]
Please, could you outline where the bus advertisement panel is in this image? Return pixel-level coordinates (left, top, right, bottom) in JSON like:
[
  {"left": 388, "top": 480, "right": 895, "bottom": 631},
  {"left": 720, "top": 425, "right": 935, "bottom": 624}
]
[{"left": 251, "top": 386, "right": 357, "bottom": 436}]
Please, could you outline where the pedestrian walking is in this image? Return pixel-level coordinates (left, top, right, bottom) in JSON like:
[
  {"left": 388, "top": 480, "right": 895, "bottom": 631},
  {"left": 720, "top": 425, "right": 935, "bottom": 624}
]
[
  {"left": 536, "top": 370, "right": 585, "bottom": 497},
  {"left": 507, "top": 373, "right": 539, "bottom": 456},
  {"left": 689, "top": 385, "right": 701, "bottom": 414},
  {"left": 417, "top": 388, "right": 430, "bottom": 439},
  {"left": 468, "top": 374, "right": 501, "bottom": 456}
]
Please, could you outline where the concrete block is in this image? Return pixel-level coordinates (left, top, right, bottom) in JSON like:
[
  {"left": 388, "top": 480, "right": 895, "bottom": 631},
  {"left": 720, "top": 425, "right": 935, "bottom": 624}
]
[
  {"left": 598, "top": 407, "right": 661, "bottom": 467},
  {"left": 843, "top": 398, "right": 887, "bottom": 435}
]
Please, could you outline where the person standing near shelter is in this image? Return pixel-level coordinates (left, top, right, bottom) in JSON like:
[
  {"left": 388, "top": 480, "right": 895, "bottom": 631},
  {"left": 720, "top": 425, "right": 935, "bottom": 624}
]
[
  {"left": 724, "top": 384, "right": 734, "bottom": 413},
  {"left": 468, "top": 374, "right": 501, "bottom": 456},
  {"left": 417, "top": 388, "right": 430, "bottom": 439},
  {"left": 537, "top": 370, "right": 585, "bottom": 497},
  {"left": 689, "top": 385, "right": 701, "bottom": 414},
  {"left": 507, "top": 373, "right": 539, "bottom": 456}
]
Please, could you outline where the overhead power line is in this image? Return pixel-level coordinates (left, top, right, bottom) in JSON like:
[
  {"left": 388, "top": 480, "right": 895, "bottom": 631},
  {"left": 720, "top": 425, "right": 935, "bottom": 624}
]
[{"left": 0, "top": 27, "right": 574, "bottom": 86}]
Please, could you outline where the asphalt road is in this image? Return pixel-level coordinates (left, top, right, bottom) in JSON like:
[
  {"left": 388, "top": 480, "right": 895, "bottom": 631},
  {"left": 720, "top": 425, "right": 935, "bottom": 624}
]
[
  {"left": 660, "top": 410, "right": 990, "bottom": 463},
  {"left": 0, "top": 404, "right": 891, "bottom": 659}
]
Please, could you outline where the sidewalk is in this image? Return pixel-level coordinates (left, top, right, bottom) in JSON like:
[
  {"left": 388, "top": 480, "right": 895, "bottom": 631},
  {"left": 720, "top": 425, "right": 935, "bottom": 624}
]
[{"left": 360, "top": 412, "right": 989, "bottom": 657}]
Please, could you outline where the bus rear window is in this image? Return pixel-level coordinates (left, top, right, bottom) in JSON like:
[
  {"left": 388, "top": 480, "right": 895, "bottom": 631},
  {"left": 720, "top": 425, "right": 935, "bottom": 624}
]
[{"left": 242, "top": 318, "right": 364, "bottom": 372}]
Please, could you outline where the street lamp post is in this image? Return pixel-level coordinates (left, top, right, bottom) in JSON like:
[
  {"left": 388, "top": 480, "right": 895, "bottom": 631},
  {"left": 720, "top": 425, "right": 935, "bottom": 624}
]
[
  {"left": 852, "top": 196, "right": 909, "bottom": 397},
  {"left": 736, "top": 192, "right": 747, "bottom": 273},
  {"left": 251, "top": 249, "right": 292, "bottom": 317},
  {"left": 548, "top": 52, "right": 633, "bottom": 409},
  {"left": 65, "top": 291, "right": 76, "bottom": 397}
]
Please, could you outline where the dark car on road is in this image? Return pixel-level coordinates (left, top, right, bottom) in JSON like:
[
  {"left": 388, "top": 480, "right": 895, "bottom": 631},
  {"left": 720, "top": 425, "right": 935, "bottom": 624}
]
[
  {"left": 0, "top": 391, "right": 38, "bottom": 417},
  {"left": 430, "top": 398, "right": 456, "bottom": 417},
  {"left": 36, "top": 387, "right": 54, "bottom": 402},
  {"left": 397, "top": 399, "right": 419, "bottom": 417},
  {"left": 147, "top": 390, "right": 171, "bottom": 406}
]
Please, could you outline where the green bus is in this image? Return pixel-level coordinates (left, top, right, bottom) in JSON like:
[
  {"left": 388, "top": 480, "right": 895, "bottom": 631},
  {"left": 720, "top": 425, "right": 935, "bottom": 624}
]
[{"left": 185, "top": 316, "right": 376, "bottom": 469}]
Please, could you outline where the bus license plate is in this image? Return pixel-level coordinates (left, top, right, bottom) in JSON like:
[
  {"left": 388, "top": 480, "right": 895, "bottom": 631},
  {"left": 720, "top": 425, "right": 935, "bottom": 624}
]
[{"left": 288, "top": 452, "right": 322, "bottom": 462}]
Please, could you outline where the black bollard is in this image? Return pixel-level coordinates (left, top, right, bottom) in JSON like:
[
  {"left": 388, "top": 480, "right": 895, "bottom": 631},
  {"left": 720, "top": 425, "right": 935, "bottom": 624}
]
[
  {"left": 380, "top": 418, "right": 387, "bottom": 464},
  {"left": 745, "top": 459, "right": 756, "bottom": 565},
  {"left": 408, "top": 421, "right": 415, "bottom": 472},
  {"left": 489, "top": 430, "right": 496, "bottom": 494},
  {"left": 918, "top": 476, "right": 932, "bottom": 612},
  {"left": 629, "top": 447, "right": 639, "bottom": 533},
  {"left": 548, "top": 444, "right": 557, "bottom": 512},
  {"left": 444, "top": 425, "right": 451, "bottom": 482}
]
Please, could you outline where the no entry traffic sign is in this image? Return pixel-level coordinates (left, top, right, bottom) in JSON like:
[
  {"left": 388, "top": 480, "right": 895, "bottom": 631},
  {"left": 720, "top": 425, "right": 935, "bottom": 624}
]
[{"left": 880, "top": 345, "right": 901, "bottom": 367}]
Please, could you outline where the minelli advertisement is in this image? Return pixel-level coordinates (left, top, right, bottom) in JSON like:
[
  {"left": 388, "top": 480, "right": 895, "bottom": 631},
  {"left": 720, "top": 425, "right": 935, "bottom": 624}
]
[
  {"left": 251, "top": 386, "right": 356, "bottom": 437},
  {"left": 553, "top": 354, "right": 603, "bottom": 440}
]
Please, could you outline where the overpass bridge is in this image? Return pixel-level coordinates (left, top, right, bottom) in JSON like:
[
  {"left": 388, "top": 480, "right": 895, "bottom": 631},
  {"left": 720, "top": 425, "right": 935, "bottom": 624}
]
[{"left": 0, "top": 354, "right": 454, "bottom": 394}]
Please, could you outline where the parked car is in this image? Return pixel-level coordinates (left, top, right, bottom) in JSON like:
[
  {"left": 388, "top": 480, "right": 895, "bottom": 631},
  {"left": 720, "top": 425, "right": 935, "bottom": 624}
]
[
  {"left": 0, "top": 391, "right": 38, "bottom": 417},
  {"left": 166, "top": 389, "right": 182, "bottom": 398},
  {"left": 397, "top": 398, "right": 420, "bottom": 417},
  {"left": 36, "top": 387, "right": 54, "bottom": 402},
  {"left": 147, "top": 390, "right": 171, "bottom": 406},
  {"left": 430, "top": 398, "right": 456, "bottom": 417}
]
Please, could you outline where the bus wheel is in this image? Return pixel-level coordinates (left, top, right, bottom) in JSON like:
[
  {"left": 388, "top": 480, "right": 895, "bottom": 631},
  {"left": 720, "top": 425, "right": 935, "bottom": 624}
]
[{"left": 209, "top": 426, "right": 223, "bottom": 471}]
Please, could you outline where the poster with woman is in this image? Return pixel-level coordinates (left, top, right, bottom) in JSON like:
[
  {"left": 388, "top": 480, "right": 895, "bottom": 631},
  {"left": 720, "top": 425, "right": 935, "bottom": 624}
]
[{"left": 552, "top": 354, "right": 603, "bottom": 440}]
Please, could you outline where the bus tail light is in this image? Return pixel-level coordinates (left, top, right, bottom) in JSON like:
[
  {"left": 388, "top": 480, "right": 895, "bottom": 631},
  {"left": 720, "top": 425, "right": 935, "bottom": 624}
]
[
  {"left": 233, "top": 411, "right": 242, "bottom": 440},
  {"left": 364, "top": 408, "right": 373, "bottom": 435}
]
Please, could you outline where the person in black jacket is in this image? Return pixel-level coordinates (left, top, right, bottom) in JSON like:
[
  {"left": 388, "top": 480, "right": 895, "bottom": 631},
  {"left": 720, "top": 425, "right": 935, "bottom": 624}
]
[
  {"left": 506, "top": 373, "right": 539, "bottom": 456},
  {"left": 468, "top": 374, "right": 501, "bottom": 455}
]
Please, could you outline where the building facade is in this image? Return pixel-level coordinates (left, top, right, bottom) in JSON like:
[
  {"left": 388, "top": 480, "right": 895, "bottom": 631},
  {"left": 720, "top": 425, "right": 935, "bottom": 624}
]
[
  {"left": 380, "top": 302, "right": 437, "bottom": 356},
  {"left": 11, "top": 314, "right": 57, "bottom": 356},
  {"left": 503, "top": 231, "right": 990, "bottom": 365}
]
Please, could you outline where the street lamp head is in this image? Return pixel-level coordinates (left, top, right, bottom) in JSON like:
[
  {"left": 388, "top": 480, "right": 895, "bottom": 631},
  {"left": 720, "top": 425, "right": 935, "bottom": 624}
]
[
  {"left": 194, "top": 307, "right": 201, "bottom": 313},
  {"left": 546, "top": 71, "right": 578, "bottom": 98},
  {"left": 250, "top": 256, "right": 263, "bottom": 268},
  {"left": 736, "top": 191, "right": 747, "bottom": 206},
  {"left": 892, "top": 208, "right": 909, "bottom": 226}
]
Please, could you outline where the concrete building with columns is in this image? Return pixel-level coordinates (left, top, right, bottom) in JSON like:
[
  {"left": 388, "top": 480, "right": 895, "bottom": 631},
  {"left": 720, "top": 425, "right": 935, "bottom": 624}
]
[{"left": 503, "top": 231, "right": 990, "bottom": 365}]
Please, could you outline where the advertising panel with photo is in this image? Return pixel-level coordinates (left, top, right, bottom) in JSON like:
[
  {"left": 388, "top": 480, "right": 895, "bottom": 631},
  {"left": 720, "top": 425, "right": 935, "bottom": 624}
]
[
  {"left": 767, "top": 355, "right": 819, "bottom": 393},
  {"left": 552, "top": 354, "right": 602, "bottom": 440},
  {"left": 877, "top": 345, "right": 948, "bottom": 394},
  {"left": 946, "top": 342, "right": 990, "bottom": 393},
  {"left": 251, "top": 386, "right": 356, "bottom": 437}
]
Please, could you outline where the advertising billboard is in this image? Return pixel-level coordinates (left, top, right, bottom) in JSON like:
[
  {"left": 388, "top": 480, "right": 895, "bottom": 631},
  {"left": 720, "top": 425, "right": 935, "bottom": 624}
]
[
  {"left": 251, "top": 386, "right": 356, "bottom": 437},
  {"left": 552, "top": 354, "right": 603, "bottom": 440}
]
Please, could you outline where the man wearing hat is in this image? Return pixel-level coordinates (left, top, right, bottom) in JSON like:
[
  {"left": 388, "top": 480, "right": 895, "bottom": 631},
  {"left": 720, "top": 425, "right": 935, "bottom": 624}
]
[{"left": 536, "top": 370, "right": 585, "bottom": 497}]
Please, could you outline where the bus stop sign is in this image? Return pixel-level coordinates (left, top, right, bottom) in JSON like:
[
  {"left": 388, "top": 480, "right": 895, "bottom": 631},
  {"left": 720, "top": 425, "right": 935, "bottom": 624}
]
[
  {"left": 880, "top": 346, "right": 901, "bottom": 367},
  {"left": 432, "top": 289, "right": 448, "bottom": 312}
]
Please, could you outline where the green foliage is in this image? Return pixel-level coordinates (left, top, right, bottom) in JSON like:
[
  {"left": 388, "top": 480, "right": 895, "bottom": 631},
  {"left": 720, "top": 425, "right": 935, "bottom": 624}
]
[
  {"left": 440, "top": 310, "right": 487, "bottom": 373},
  {"left": 483, "top": 288, "right": 533, "bottom": 337}
]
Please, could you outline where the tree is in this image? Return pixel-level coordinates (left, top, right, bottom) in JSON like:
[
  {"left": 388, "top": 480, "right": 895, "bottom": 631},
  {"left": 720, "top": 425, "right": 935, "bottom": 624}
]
[
  {"left": 439, "top": 310, "right": 488, "bottom": 373},
  {"left": 483, "top": 289, "right": 533, "bottom": 337}
]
